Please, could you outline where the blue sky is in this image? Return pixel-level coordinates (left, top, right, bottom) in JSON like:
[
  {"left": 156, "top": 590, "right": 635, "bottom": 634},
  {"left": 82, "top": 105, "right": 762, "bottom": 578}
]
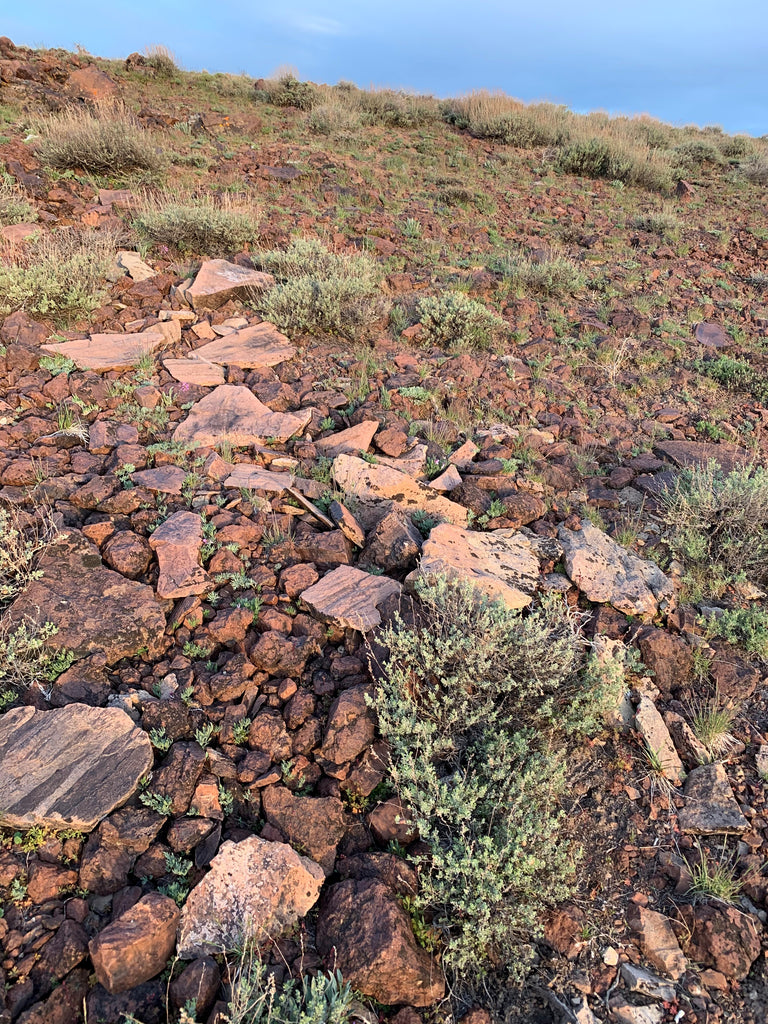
[{"left": 6, "top": 1, "right": 767, "bottom": 135}]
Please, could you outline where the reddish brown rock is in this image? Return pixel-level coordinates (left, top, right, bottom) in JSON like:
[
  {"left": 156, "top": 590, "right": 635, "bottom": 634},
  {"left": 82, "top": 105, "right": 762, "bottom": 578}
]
[
  {"left": 315, "top": 421, "right": 379, "bottom": 458},
  {"left": 89, "top": 892, "right": 180, "bottom": 995},
  {"left": 686, "top": 903, "right": 761, "bottom": 981},
  {"left": 102, "top": 531, "right": 152, "bottom": 579},
  {"left": 149, "top": 511, "right": 212, "bottom": 599},
  {"left": 360, "top": 511, "right": 422, "bottom": 574},
  {"left": 193, "top": 321, "right": 295, "bottom": 367},
  {"left": 262, "top": 785, "right": 348, "bottom": 874},
  {"left": 174, "top": 385, "right": 311, "bottom": 446},
  {"left": 186, "top": 260, "right": 274, "bottom": 311},
  {"left": 317, "top": 878, "right": 445, "bottom": 1006},
  {"left": 280, "top": 563, "right": 319, "bottom": 599},
  {"left": 26, "top": 861, "right": 78, "bottom": 902},
  {"left": 247, "top": 710, "right": 292, "bottom": 763},
  {"left": 627, "top": 906, "right": 686, "bottom": 980},
  {"left": 367, "top": 798, "right": 417, "bottom": 846},
  {"left": 300, "top": 565, "right": 401, "bottom": 631},
  {"left": 635, "top": 627, "right": 693, "bottom": 696},
  {"left": 319, "top": 685, "right": 376, "bottom": 767},
  {"left": 249, "top": 631, "right": 319, "bottom": 677},
  {"left": 40, "top": 330, "right": 166, "bottom": 372}
]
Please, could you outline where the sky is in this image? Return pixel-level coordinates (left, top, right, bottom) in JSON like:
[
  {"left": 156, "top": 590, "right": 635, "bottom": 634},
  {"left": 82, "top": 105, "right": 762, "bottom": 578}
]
[{"left": 6, "top": 1, "right": 768, "bottom": 136}]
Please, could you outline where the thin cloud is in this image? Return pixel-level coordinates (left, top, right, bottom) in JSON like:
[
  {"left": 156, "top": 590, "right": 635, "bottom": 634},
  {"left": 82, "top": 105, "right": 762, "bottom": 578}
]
[{"left": 289, "top": 13, "right": 347, "bottom": 36}]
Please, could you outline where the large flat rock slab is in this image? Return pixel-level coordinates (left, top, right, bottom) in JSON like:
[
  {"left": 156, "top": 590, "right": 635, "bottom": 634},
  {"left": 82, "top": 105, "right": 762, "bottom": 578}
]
[
  {"left": 9, "top": 530, "right": 168, "bottom": 663},
  {"left": 178, "top": 836, "right": 323, "bottom": 958},
  {"left": 162, "top": 358, "right": 225, "bottom": 386},
  {"left": 0, "top": 704, "right": 153, "bottom": 829},
  {"left": 315, "top": 421, "right": 379, "bottom": 458},
  {"left": 679, "top": 763, "right": 749, "bottom": 834},
  {"left": 333, "top": 454, "right": 467, "bottom": 526},
  {"left": 173, "top": 385, "right": 312, "bottom": 447},
  {"left": 223, "top": 463, "right": 293, "bottom": 494},
  {"left": 186, "top": 260, "right": 274, "bottom": 311},
  {"left": 193, "top": 321, "right": 295, "bottom": 367},
  {"left": 148, "top": 511, "right": 212, "bottom": 599},
  {"left": 406, "top": 523, "right": 539, "bottom": 609},
  {"left": 300, "top": 566, "right": 401, "bottom": 631},
  {"left": 654, "top": 440, "right": 750, "bottom": 475},
  {"left": 558, "top": 520, "right": 674, "bottom": 619},
  {"left": 41, "top": 331, "right": 166, "bottom": 372}
]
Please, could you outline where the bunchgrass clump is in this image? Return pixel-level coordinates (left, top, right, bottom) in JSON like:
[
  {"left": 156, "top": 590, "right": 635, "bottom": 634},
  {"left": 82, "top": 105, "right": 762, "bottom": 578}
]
[
  {"left": 225, "top": 942, "right": 353, "bottom": 1024},
  {"left": 556, "top": 135, "right": 673, "bottom": 191},
  {"left": 371, "top": 576, "right": 630, "bottom": 979},
  {"left": 660, "top": 461, "right": 768, "bottom": 599},
  {"left": 36, "top": 103, "right": 165, "bottom": 176},
  {"left": 686, "top": 841, "right": 742, "bottom": 903},
  {"left": 443, "top": 92, "right": 570, "bottom": 147},
  {"left": 633, "top": 208, "right": 682, "bottom": 239},
  {"left": 688, "top": 691, "right": 740, "bottom": 761},
  {"left": 133, "top": 192, "right": 260, "bottom": 256},
  {"left": 490, "top": 251, "right": 586, "bottom": 297},
  {"left": 0, "top": 228, "right": 117, "bottom": 324},
  {"left": 694, "top": 355, "right": 768, "bottom": 406},
  {"left": 143, "top": 44, "right": 179, "bottom": 78},
  {"left": 253, "top": 237, "right": 384, "bottom": 338},
  {"left": 417, "top": 291, "right": 506, "bottom": 351},
  {"left": 742, "top": 156, "right": 768, "bottom": 185}
]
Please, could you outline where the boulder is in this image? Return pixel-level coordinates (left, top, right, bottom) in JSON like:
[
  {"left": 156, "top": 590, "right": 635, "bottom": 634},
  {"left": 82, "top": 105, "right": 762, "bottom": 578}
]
[
  {"left": 261, "top": 786, "right": 348, "bottom": 874},
  {"left": 407, "top": 522, "right": 540, "bottom": 609},
  {"left": 173, "top": 385, "right": 311, "bottom": 446},
  {"left": 186, "top": 260, "right": 274, "bottom": 311},
  {"left": 300, "top": 565, "right": 401, "bottom": 631},
  {"left": 177, "top": 836, "right": 324, "bottom": 957},
  {"left": 0, "top": 705, "right": 153, "bottom": 830},
  {"left": 316, "top": 878, "right": 445, "bottom": 1006},
  {"left": 315, "top": 421, "right": 379, "bottom": 458},
  {"left": 8, "top": 529, "right": 167, "bottom": 663},
  {"left": 686, "top": 903, "right": 762, "bottom": 980},
  {"left": 89, "top": 893, "right": 180, "bottom": 994},
  {"left": 558, "top": 521, "right": 674, "bottom": 619}
]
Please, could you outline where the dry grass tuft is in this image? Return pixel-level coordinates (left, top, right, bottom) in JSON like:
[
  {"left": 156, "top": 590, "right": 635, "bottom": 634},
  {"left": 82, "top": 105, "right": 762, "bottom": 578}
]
[
  {"left": 133, "top": 191, "right": 261, "bottom": 256},
  {"left": 35, "top": 102, "right": 165, "bottom": 175}
]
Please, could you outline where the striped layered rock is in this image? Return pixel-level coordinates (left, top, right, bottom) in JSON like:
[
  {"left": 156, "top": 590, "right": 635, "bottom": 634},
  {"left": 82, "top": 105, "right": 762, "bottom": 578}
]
[{"left": 0, "top": 704, "right": 153, "bottom": 829}]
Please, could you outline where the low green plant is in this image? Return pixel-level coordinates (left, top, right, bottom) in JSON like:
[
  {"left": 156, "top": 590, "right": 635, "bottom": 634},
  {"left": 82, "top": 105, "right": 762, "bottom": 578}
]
[
  {"left": 230, "top": 717, "right": 252, "bottom": 746},
  {"left": 224, "top": 943, "right": 353, "bottom": 1024},
  {"left": 148, "top": 727, "right": 172, "bottom": 753},
  {"left": 258, "top": 73, "right": 319, "bottom": 111},
  {"left": 194, "top": 722, "right": 218, "bottom": 747},
  {"left": 371, "top": 576, "right": 630, "bottom": 979},
  {"left": 0, "top": 173, "right": 36, "bottom": 226},
  {"left": 138, "top": 789, "right": 173, "bottom": 815},
  {"left": 688, "top": 690, "right": 740, "bottom": 760},
  {"left": 700, "top": 605, "right": 768, "bottom": 660},
  {"left": 254, "top": 238, "right": 384, "bottom": 339},
  {"left": 490, "top": 251, "right": 585, "bottom": 297},
  {"left": 686, "top": 841, "right": 742, "bottom": 903},
  {"left": 660, "top": 461, "right": 768, "bottom": 598},
  {"left": 39, "top": 353, "right": 76, "bottom": 376},
  {"left": 0, "top": 618, "right": 73, "bottom": 692},
  {"left": 417, "top": 291, "right": 505, "bottom": 351},
  {"left": 0, "top": 503, "right": 55, "bottom": 610},
  {"left": 694, "top": 355, "right": 768, "bottom": 406}
]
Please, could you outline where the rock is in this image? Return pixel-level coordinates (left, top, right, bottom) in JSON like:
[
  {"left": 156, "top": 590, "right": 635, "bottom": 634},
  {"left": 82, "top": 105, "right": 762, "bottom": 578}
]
[
  {"left": 79, "top": 808, "right": 165, "bottom": 894},
  {"left": 634, "top": 697, "right": 685, "bottom": 786},
  {"left": 247, "top": 711, "right": 292, "bottom": 763},
  {"left": 18, "top": 968, "right": 89, "bottom": 1024},
  {"left": 695, "top": 322, "right": 731, "bottom": 349},
  {"left": 428, "top": 464, "right": 462, "bottom": 492},
  {"left": 1, "top": 222, "right": 38, "bottom": 243},
  {"left": 635, "top": 627, "right": 693, "bottom": 696},
  {"left": 262, "top": 786, "right": 348, "bottom": 874},
  {"left": 360, "top": 511, "right": 422, "bottom": 574},
  {"left": 66, "top": 65, "right": 118, "bottom": 101},
  {"left": 86, "top": 980, "right": 165, "bottom": 1024},
  {"left": 186, "top": 260, "right": 274, "bottom": 311},
  {"left": 0, "top": 705, "right": 153, "bottom": 829},
  {"left": 249, "top": 631, "right": 319, "bottom": 676},
  {"left": 117, "top": 251, "right": 156, "bottom": 282},
  {"left": 300, "top": 566, "right": 401, "bottom": 631},
  {"left": 558, "top": 521, "right": 674, "bottom": 619},
  {"left": 627, "top": 906, "right": 686, "bottom": 979},
  {"left": 162, "top": 358, "right": 226, "bottom": 386},
  {"left": 679, "top": 763, "right": 749, "bottom": 834},
  {"left": 293, "top": 526, "right": 353, "bottom": 567},
  {"left": 319, "top": 685, "right": 376, "bottom": 766},
  {"left": 148, "top": 511, "right": 212, "bottom": 599},
  {"left": 102, "top": 531, "right": 153, "bottom": 579},
  {"left": 610, "top": 1005, "right": 664, "bottom": 1024},
  {"left": 333, "top": 454, "right": 467, "bottom": 525},
  {"left": 663, "top": 711, "right": 709, "bottom": 769},
  {"left": 367, "top": 798, "right": 417, "bottom": 846},
  {"left": 173, "top": 385, "right": 311, "bottom": 446},
  {"left": 620, "top": 964, "right": 675, "bottom": 1001},
  {"left": 686, "top": 903, "right": 761, "bottom": 980},
  {"left": 407, "top": 522, "right": 540, "bottom": 609},
  {"left": 329, "top": 500, "right": 365, "bottom": 546},
  {"left": 27, "top": 861, "right": 78, "bottom": 901},
  {"left": 40, "top": 331, "right": 166, "bottom": 372},
  {"left": 131, "top": 466, "right": 188, "bottom": 494},
  {"left": 315, "top": 422, "right": 379, "bottom": 458},
  {"left": 169, "top": 957, "right": 220, "bottom": 1017},
  {"left": 193, "top": 321, "right": 295, "bottom": 367},
  {"left": 375, "top": 427, "right": 408, "bottom": 457},
  {"left": 654, "top": 439, "right": 750, "bottom": 475},
  {"left": 316, "top": 878, "right": 445, "bottom": 1006},
  {"left": 223, "top": 463, "right": 293, "bottom": 494},
  {"left": 151, "top": 743, "right": 206, "bottom": 815},
  {"left": 177, "top": 836, "right": 324, "bottom": 957},
  {"left": 8, "top": 529, "right": 167, "bottom": 663},
  {"left": 89, "top": 893, "right": 180, "bottom": 995}
]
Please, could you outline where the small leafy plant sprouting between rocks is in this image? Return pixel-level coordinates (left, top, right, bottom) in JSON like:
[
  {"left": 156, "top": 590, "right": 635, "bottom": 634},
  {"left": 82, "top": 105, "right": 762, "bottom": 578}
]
[
  {"left": 371, "top": 575, "right": 631, "bottom": 981},
  {"left": 700, "top": 604, "right": 768, "bottom": 661},
  {"left": 660, "top": 460, "right": 768, "bottom": 600},
  {"left": 223, "top": 941, "right": 353, "bottom": 1024}
]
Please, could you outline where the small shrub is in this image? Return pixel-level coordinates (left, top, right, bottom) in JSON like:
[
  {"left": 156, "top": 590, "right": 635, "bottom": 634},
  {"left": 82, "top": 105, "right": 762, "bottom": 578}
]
[
  {"left": 259, "top": 73, "right": 318, "bottom": 111},
  {"left": 633, "top": 209, "right": 681, "bottom": 239},
  {"left": 556, "top": 135, "right": 673, "bottom": 191},
  {"left": 741, "top": 156, "right": 768, "bottom": 185},
  {"left": 144, "top": 44, "right": 178, "bottom": 78},
  {"left": 0, "top": 173, "right": 36, "bottom": 226},
  {"left": 355, "top": 88, "right": 439, "bottom": 128},
  {"left": 661, "top": 461, "right": 768, "bottom": 598},
  {"left": 443, "top": 92, "right": 570, "bottom": 147},
  {"left": 307, "top": 100, "right": 362, "bottom": 136},
  {"left": 700, "top": 605, "right": 768, "bottom": 661},
  {"left": 0, "top": 504, "right": 56, "bottom": 610},
  {"left": 133, "top": 192, "right": 260, "bottom": 256},
  {"left": 417, "top": 291, "right": 505, "bottom": 351},
  {"left": 371, "top": 576, "right": 630, "bottom": 978},
  {"left": 672, "top": 138, "right": 726, "bottom": 170},
  {"left": 0, "top": 618, "right": 72, "bottom": 691},
  {"left": 36, "top": 103, "right": 165, "bottom": 175},
  {"left": 0, "top": 228, "right": 117, "bottom": 324},
  {"left": 491, "top": 251, "right": 585, "bottom": 297},
  {"left": 225, "top": 944, "right": 353, "bottom": 1024},
  {"left": 694, "top": 355, "right": 768, "bottom": 406},
  {"left": 253, "top": 237, "right": 384, "bottom": 338}
]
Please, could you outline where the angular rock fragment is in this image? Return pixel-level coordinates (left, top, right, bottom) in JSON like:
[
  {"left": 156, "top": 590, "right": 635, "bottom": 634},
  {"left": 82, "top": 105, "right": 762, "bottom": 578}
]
[
  {"left": 223, "top": 463, "right": 293, "bottom": 494},
  {"left": 163, "top": 358, "right": 226, "bottom": 386},
  {"left": 177, "top": 836, "right": 324, "bottom": 957},
  {"left": 261, "top": 786, "right": 348, "bottom": 874},
  {"left": 315, "top": 421, "right": 379, "bottom": 458},
  {"left": 627, "top": 906, "right": 686, "bottom": 980},
  {"left": 558, "top": 521, "right": 674, "bottom": 619},
  {"left": 333, "top": 454, "right": 467, "bottom": 525},
  {"left": 186, "top": 260, "right": 274, "bottom": 311},
  {"left": 634, "top": 697, "right": 685, "bottom": 786},
  {"left": 149, "top": 511, "right": 212, "bottom": 599},
  {"left": 40, "top": 331, "right": 166, "bottom": 372},
  {"left": 173, "top": 385, "right": 311, "bottom": 446},
  {"left": 300, "top": 565, "right": 401, "bottom": 631},
  {"left": 679, "top": 763, "right": 749, "bottom": 834},
  {"left": 0, "top": 705, "right": 153, "bottom": 830},
  {"left": 193, "top": 321, "right": 295, "bottom": 367},
  {"left": 407, "top": 522, "right": 539, "bottom": 609},
  {"left": 89, "top": 893, "right": 179, "bottom": 994}
]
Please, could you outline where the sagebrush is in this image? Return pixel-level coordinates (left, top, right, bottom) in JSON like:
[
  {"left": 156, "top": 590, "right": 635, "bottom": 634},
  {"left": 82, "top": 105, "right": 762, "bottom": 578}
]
[
  {"left": 133, "top": 192, "right": 260, "bottom": 256},
  {"left": 417, "top": 291, "right": 506, "bottom": 351}
]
